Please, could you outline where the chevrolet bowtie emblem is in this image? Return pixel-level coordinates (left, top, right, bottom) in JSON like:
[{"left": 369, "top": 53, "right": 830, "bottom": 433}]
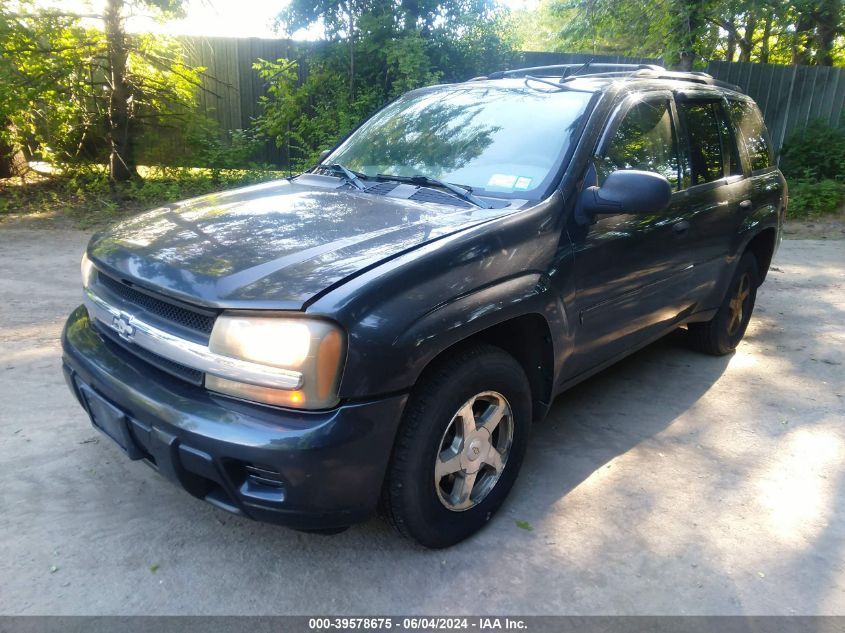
[{"left": 112, "top": 313, "right": 136, "bottom": 342}]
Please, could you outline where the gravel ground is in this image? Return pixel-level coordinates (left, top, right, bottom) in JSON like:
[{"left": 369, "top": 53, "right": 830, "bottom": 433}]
[{"left": 0, "top": 229, "right": 844, "bottom": 615}]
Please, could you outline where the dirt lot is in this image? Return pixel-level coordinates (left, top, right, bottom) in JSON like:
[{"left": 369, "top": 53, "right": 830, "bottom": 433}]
[{"left": 0, "top": 228, "right": 844, "bottom": 615}]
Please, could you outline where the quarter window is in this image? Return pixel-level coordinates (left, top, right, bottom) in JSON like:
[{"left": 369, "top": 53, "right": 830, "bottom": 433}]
[{"left": 599, "top": 99, "right": 680, "bottom": 189}]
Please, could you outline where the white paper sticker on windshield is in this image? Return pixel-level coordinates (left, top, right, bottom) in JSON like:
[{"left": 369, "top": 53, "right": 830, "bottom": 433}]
[
  {"left": 514, "top": 177, "right": 533, "bottom": 190},
  {"left": 487, "top": 173, "right": 518, "bottom": 189}
]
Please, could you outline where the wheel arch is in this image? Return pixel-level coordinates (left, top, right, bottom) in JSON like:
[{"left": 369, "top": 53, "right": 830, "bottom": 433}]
[
  {"left": 743, "top": 227, "right": 777, "bottom": 284},
  {"left": 411, "top": 312, "right": 556, "bottom": 423}
]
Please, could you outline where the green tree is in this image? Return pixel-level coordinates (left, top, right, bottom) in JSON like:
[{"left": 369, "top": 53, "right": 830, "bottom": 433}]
[
  {"left": 531, "top": 0, "right": 844, "bottom": 67},
  {"left": 0, "top": 2, "right": 98, "bottom": 175},
  {"left": 507, "top": 0, "right": 569, "bottom": 52},
  {"left": 0, "top": 0, "right": 203, "bottom": 182},
  {"left": 545, "top": 0, "right": 721, "bottom": 68},
  {"left": 102, "top": 0, "right": 194, "bottom": 181},
  {"left": 257, "top": 0, "right": 513, "bottom": 170}
]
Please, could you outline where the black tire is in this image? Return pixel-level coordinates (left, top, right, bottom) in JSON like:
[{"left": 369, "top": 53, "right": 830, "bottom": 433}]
[
  {"left": 381, "top": 344, "right": 532, "bottom": 548},
  {"left": 688, "top": 252, "right": 760, "bottom": 356}
]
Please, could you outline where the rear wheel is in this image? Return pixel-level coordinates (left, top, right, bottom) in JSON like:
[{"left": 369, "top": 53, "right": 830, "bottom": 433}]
[
  {"left": 688, "top": 252, "right": 760, "bottom": 355},
  {"left": 381, "top": 344, "right": 531, "bottom": 548}
]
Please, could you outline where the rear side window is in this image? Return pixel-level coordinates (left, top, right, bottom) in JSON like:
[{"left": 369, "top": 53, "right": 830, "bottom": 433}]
[
  {"left": 728, "top": 100, "right": 774, "bottom": 171},
  {"left": 599, "top": 99, "right": 680, "bottom": 189},
  {"left": 678, "top": 101, "right": 724, "bottom": 185},
  {"left": 717, "top": 105, "right": 743, "bottom": 177}
]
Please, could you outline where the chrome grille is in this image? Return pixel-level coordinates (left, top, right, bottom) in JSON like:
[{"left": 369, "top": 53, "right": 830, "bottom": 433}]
[
  {"left": 83, "top": 287, "right": 303, "bottom": 391},
  {"left": 96, "top": 321, "right": 204, "bottom": 385},
  {"left": 98, "top": 273, "right": 216, "bottom": 335}
]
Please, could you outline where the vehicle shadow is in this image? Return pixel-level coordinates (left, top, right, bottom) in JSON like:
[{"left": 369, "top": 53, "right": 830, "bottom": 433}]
[{"left": 515, "top": 329, "right": 733, "bottom": 519}]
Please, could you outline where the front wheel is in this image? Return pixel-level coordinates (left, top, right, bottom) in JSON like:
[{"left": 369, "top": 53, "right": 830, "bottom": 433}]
[
  {"left": 381, "top": 344, "right": 532, "bottom": 548},
  {"left": 688, "top": 251, "right": 760, "bottom": 355}
]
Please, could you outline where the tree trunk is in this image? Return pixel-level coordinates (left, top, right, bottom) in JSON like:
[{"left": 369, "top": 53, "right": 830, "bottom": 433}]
[
  {"left": 814, "top": 0, "right": 841, "bottom": 66},
  {"left": 726, "top": 29, "right": 736, "bottom": 62},
  {"left": 347, "top": 0, "right": 355, "bottom": 101},
  {"left": 0, "top": 135, "right": 14, "bottom": 178},
  {"left": 724, "top": 1, "right": 737, "bottom": 61},
  {"left": 669, "top": 0, "right": 705, "bottom": 71},
  {"left": 0, "top": 122, "right": 29, "bottom": 178},
  {"left": 401, "top": 0, "right": 419, "bottom": 32},
  {"left": 104, "top": 0, "right": 137, "bottom": 182},
  {"left": 760, "top": 10, "right": 772, "bottom": 64},
  {"left": 676, "top": 51, "right": 695, "bottom": 71},
  {"left": 792, "top": 13, "right": 815, "bottom": 65},
  {"left": 738, "top": 8, "right": 757, "bottom": 62}
]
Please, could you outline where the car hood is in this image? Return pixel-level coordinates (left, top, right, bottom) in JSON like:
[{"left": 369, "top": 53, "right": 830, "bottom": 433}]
[{"left": 88, "top": 177, "right": 515, "bottom": 309}]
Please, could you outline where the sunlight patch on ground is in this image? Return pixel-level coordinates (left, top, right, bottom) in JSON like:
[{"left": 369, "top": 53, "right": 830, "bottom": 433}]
[
  {"left": 755, "top": 426, "right": 842, "bottom": 544},
  {"left": 727, "top": 345, "right": 759, "bottom": 371}
]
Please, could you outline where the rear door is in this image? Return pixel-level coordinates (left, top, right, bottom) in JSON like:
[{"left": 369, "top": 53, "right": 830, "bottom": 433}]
[
  {"left": 726, "top": 98, "right": 783, "bottom": 245},
  {"left": 567, "top": 91, "right": 697, "bottom": 377},
  {"left": 674, "top": 95, "right": 749, "bottom": 308}
]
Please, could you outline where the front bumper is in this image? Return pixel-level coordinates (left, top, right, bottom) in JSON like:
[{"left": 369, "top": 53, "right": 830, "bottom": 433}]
[{"left": 61, "top": 305, "right": 407, "bottom": 530}]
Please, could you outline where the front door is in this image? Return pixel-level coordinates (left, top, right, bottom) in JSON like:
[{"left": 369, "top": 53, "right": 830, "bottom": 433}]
[{"left": 565, "top": 92, "right": 695, "bottom": 378}]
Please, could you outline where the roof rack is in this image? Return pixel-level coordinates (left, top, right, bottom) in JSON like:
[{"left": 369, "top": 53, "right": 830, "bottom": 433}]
[
  {"left": 487, "top": 63, "right": 664, "bottom": 79},
  {"left": 479, "top": 63, "right": 742, "bottom": 92},
  {"left": 632, "top": 68, "right": 742, "bottom": 91}
]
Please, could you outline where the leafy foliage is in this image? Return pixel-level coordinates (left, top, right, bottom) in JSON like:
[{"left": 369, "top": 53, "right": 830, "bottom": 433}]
[
  {"left": 0, "top": 0, "right": 213, "bottom": 182},
  {"left": 0, "top": 2, "right": 102, "bottom": 162},
  {"left": 516, "top": 0, "right": 845, "bottom": 68},
  {"left": 0, "top": 166, "right": 280, "bottom": 227},
  {"left": 780, "top": 119, "right": 845, "bottom": 181},
  {"left": 779, "top": 119, "right": 845, "bottom": 217},
  {"left": 183, "top": 118, "right": 267, "bottom": 178},
  {"left": 787, "top": 178, "right": 844, "bottom": 217},
  {"left": 255, "top": 0, "right": 514, "bottom": 171},
  {"left": 507, "top": 0, "right": 569, "bottom": 52}
]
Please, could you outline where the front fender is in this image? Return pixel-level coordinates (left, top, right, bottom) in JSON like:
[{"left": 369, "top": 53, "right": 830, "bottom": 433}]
[
  {"left": 394, "top": 272, "right": 562, "bottom": 382},
  {"left": 341, "top": 274, "right": 564, "bottom": 400},
  {"left": 307, "top": 195, "right": 570, "bottom": 400}
]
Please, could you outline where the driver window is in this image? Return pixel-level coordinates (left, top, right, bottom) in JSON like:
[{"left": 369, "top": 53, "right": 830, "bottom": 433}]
[{"left": 598, "top": 99, "right": 680, "bottom": 190}]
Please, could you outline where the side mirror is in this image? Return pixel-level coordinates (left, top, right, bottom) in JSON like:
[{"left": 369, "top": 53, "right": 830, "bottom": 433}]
[
  {"left": 576, "top": 170, "right": 672, "bottom": 225},
  {"left": 317, "top": 149, "right": 331, "bottom": 163}
]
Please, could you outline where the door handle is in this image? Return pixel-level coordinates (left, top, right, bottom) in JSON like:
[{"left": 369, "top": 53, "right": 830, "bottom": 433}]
[
  {"left": 739, "top": 199, "right": 753, "bottom": 210},
  {"left": 673, "top": 220, "right": 690, "bottom": 235}
]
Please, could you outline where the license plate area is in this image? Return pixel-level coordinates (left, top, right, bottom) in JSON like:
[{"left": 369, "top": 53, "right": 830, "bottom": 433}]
[{"left": 77, "top": 382, "right": 145, "bottom": 460}]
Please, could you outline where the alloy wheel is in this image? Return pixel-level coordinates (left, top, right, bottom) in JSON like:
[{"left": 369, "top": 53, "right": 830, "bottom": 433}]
[
  {"left": 727, "top": 272, "right": 752, "bottom": 336},
  {"left": 434, "top": 391, "right": 514, "bottom": 512}
]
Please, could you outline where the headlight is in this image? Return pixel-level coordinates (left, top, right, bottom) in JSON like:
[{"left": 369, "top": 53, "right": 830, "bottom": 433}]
[
  {"left": 206, "top": 314, "right": 346, "bottom": 410},
  {"left": 81, "top": 252, "right": 96, "bottom": 288}
]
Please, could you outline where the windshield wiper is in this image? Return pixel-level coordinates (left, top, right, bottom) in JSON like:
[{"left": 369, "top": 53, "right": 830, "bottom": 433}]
[
  {"left": 323, "top": 163, "right": 367, "bottom": 191},
  {"left": 376, "top": 173, "right": 492, "bottom": 209}
]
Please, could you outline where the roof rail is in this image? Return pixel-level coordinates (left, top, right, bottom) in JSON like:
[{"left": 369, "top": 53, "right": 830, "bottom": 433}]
[
  {"left": 478, "top": 63, "right": 742, "bottom": 93},
  {"left": 631, "top": 68, "right": 742, "bottom": 92},
  {"left": 487, "top": 63, "right": 665, "bottom": 80}
]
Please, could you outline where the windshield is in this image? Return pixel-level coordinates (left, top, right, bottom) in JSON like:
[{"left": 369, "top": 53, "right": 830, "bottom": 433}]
[{"left": 325, "top": 85, "right": 594, "bottom": 198}]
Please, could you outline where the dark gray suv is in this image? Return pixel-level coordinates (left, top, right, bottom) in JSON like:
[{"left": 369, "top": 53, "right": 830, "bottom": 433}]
[{"left": 62, "top": 63, "right": 785, "bottom": 547}]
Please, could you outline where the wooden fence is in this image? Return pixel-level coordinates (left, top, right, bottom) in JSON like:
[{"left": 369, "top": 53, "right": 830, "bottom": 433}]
[
  {"left": 706, "top": 61, "right": 845, "bottom": 153},
  {"left": 180, "top": 36, "right": 308, "bottom": 164},
  {"left": 177, "top": 37, "right": 844, "bottom": 165}
]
